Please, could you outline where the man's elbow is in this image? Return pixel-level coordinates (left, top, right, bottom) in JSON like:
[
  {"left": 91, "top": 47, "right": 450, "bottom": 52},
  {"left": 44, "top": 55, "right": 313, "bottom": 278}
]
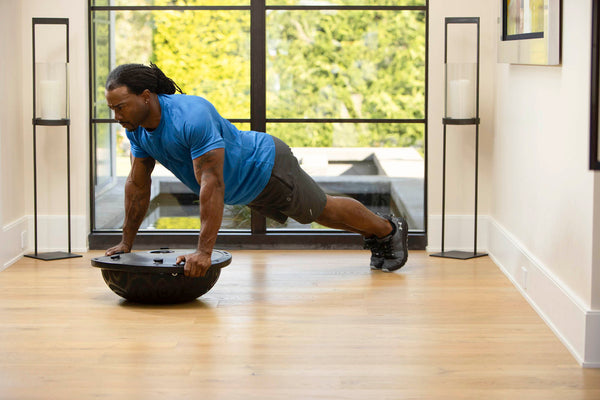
[{"left": 200, "top": 175, "right": 225, "bottom": 198}]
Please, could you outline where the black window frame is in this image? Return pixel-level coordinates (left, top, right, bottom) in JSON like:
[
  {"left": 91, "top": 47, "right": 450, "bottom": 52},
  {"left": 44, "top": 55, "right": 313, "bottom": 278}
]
[{"left": 87, "top": 0, "right": 429, "bottom": 250}]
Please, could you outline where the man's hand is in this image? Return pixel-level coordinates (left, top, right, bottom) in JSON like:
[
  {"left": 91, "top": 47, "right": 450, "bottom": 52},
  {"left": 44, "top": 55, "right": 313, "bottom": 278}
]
[
  {"left": 176, "top": 251, "right": 212, "bottom": 277},
  {"left": 105, "top": 242, "right": 131, "bottom": 256}
]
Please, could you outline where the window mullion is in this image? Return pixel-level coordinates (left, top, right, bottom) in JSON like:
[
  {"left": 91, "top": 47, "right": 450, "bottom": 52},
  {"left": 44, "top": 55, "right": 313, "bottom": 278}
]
[{"left": 250, "top": 0, "right": 267, "bottom": 234}]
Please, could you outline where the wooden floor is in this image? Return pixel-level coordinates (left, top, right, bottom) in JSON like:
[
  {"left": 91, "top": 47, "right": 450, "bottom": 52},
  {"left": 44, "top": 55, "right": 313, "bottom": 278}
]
[{"left": 0, "top": 250, "right": 599, "bottom": 400}]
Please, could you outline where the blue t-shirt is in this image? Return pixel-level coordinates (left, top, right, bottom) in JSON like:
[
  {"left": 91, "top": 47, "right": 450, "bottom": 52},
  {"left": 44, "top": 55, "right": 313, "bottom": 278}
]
[{"left": 126, "top": 94, "right": 275, "bottom": 205}]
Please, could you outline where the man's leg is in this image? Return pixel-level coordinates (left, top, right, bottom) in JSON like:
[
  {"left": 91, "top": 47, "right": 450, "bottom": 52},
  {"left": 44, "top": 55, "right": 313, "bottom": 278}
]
[
  {"left": 316, "top": 195, "right": 409, "bottom": 272},
  {"left": 258, "top": 135, "right": 408, "bottom": 271},
  {"left": 315, "top": 195, "right": 391, "bottom": 237}
]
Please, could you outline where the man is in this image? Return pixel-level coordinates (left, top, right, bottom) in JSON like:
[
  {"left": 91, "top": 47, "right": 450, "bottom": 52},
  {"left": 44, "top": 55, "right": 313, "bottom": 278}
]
[{"left": 104, "top": 63, "right": 408, "bottom": 277}]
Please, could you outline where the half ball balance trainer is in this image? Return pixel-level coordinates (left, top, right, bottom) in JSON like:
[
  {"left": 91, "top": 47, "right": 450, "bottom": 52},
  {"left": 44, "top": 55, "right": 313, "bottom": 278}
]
[{"left": 91, "top": 249, "right": 232, "bottom": 304}]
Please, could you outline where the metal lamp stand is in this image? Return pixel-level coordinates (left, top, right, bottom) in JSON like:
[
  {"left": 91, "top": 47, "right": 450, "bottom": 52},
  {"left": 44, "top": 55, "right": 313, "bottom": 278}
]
[
  {"left": 431, "top": 17, "right": 487, "bottom": 260},
  {"left": 25, "top": 18, "right": 81, "bottom": 261}
]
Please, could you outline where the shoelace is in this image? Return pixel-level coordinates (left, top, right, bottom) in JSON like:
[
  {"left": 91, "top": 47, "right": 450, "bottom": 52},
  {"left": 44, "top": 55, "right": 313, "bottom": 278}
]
[
  {"left": 379, "top": 237, "right": 394, "bottom": 257},
  {"left": 363, "top": 238, "right": 377, "bottom": 250}
]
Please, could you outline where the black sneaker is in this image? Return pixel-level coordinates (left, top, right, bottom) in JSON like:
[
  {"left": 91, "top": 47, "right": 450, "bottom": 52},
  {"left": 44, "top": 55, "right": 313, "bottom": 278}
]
[
  {"left": 364, "top": 236, "right": 384, "bottom": 270},
  {"left": 377, "top": 215, "right": 409, "bottom": 272}
]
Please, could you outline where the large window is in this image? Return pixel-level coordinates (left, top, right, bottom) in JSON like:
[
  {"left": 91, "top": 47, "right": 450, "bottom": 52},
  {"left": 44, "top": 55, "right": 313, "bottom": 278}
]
[{"left": 88, "top": 0, "right": 428, "bottom": 249}]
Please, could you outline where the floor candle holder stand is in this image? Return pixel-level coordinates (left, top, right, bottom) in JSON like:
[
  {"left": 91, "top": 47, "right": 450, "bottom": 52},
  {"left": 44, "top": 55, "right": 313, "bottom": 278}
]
[
  {"left": 431, "top": 17, "right": 487, "bottom": 260},
  {"left": 25, "top": 18, "right": 81, "bottom": 261}
]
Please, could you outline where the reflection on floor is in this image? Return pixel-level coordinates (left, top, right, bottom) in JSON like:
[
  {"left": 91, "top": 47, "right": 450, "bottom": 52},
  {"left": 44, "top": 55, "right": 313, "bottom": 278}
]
[{"left": 1, "top": 250, "right": 598, "bottom": 399}]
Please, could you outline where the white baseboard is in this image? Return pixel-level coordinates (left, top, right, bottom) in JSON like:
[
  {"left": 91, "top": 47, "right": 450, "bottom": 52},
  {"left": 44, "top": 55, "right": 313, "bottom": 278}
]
[
  {"left": 586, "top": 311, "right": 600, "bottom": 367},
  {"left": 27, "top": 214, "right": 88, "bottom": 253},
  {"left": 427, "top": 214, "right": 599, "bottom": 367},
  {"left": 1, "top": 215, "right": 88, "bottom": 270},
  {"left": 1, "top": 216, "right": 29, "bottom": 270},
  {"left": 487, "top": 218, "right": 600, "bottom": 368}
]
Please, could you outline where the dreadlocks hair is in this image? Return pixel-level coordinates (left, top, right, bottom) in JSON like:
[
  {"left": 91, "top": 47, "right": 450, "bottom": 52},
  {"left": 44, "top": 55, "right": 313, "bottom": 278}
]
[{"left": 105, "top": 63, "right": 184, "bottom": 95}]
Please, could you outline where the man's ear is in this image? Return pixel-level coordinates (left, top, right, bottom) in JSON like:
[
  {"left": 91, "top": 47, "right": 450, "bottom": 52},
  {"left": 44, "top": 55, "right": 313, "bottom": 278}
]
[{"left": 141, "top": 89, "right": 152, "bottom": 103}]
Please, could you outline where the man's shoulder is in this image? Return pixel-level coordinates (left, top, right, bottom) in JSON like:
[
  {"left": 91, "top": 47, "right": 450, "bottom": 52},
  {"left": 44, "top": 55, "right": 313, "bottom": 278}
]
[
  {"left": 159, "top": 95, "right": 204, "bottom": 126},
  {"left": 160, "top": 93, "right": 211, "bottom": 110}
]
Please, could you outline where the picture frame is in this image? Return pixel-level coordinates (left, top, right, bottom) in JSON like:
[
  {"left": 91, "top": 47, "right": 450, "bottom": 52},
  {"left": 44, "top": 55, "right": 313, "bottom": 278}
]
[
  {"left": 590, "top": 0, "right": 600, "bottom": 170},
  {"left": 497, "top": 0, "right": 562, "bottom": 65}
]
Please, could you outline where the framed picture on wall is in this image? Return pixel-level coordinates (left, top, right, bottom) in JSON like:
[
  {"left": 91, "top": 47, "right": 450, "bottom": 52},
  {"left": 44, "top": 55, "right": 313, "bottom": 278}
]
[
  {"left": 497, "top": 0, "right": 562, "bottom": 65},
  {"left": 590, "top": 0, "right": 600, "bottom": 170}
]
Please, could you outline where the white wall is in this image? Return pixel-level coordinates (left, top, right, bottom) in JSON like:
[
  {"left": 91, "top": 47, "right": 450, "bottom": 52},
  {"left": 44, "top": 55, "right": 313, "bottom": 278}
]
[
  {"left": 428, "top": 0, "right": 599, "bottom": 366},
  {"left": 0, "top": 0, "right": 89, "bottom": 269},
  {"left": 490, "top": 1, "right": 599, "bottom": 366},
  {"left": 0, "top": 0, "right": 24, "bottom": 223},
  {"left": 493, "top": 3, "right": 594, "bottom": 309},
  {"left": 428, "top": 0, "right": 496, "bottom": 251},
  {"left": 19, "top": 0, "right": 89, "bottom": 229},
  {"left": 0, "top": 0, "right": 27, "bottom": 269},
  {"left": 593, "top": 174, "right": 600, "bottom": 310}
]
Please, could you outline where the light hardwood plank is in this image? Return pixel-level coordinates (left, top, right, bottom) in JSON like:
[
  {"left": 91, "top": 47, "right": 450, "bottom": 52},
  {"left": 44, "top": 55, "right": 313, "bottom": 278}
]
[{"left": 0, "top": 250, "right": 598, "bottom": 400}]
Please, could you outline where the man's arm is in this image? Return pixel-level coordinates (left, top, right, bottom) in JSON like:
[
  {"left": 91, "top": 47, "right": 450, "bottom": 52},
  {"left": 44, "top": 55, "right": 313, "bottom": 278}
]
[
  {"left": 176, "top": 148, "right": 225, "bottom": 277},
  {"left": 105, "top": 156, "right": 155, "bottom": 256}
]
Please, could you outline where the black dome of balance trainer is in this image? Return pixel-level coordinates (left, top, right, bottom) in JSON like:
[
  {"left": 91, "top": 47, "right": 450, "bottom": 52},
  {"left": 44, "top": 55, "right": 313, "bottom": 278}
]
[{"left": 91, "top": 249, "right": 232, "bottom": 304}]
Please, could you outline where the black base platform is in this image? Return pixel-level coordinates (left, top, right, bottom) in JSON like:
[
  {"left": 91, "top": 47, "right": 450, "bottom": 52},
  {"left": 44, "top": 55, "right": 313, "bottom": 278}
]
[
  {"left": 430, "top": 250, "right": 488, "bottom": 260},
  {"left": 25, "top": 251, "right": 82, "bottom": 261}
]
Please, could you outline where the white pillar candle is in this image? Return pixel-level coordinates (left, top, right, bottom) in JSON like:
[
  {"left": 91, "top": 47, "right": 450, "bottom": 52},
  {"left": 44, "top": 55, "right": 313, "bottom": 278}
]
[
  {"left": 447, "top": 79, "right": 474, "bottom": 119},
  {"left": 39, "top": 79, "right": 65, "bottom": 119}
]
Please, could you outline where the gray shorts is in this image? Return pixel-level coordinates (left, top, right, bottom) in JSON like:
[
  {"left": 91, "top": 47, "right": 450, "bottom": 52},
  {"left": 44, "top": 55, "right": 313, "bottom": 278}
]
[{"left": 247, "top": 136, "right": 327, "bottom": 224}]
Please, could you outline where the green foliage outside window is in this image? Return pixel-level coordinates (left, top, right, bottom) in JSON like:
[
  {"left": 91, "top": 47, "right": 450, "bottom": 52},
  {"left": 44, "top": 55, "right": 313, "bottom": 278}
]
[
  {"left": 154, "top": 216, "right": 201, "bottom": 229},
  {"left": 152, "top": 9, "right": 251, "bottom": 119},
  {"left": 147, "top": 6, "right": 425, "bottom": 150},
  {"left": 266, "top": 10, "right": 425, "bottom": 148},
  {"left": 93, "top": 3, "right": 425, "bottom": 151},
  {"left": 92, "top": 4, "right": 426, "bottom": 230}
]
